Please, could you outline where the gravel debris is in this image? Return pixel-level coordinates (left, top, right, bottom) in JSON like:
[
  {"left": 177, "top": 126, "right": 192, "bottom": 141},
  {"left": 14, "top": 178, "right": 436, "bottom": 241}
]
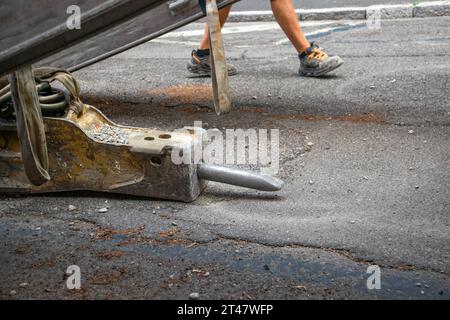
[
  {"left": 98, "top": 208, "right": 108, "bottom": 213},
  {"left": 189, "top": 292, "right": 200, "bottom": 300},
  {"left": 68, "top": 205, "right": 76, "bottom": 212},
  {"left": 88, "top": 124, "right": 129, "bottom": 145}
]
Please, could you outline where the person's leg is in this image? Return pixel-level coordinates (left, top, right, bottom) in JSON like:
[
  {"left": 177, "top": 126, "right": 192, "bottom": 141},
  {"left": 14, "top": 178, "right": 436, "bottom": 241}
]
[
  {"left": 187, "top": 5, "right": 237, "bottom": 76},
  {"left": 270, "top": 0, "right": 343, "bottom": 76},
  {"left": 270, "top": 0, "right": 309, "bottom": 53},
  {"left": 187, "top": 0, "right": 343, "bottom": 77}
]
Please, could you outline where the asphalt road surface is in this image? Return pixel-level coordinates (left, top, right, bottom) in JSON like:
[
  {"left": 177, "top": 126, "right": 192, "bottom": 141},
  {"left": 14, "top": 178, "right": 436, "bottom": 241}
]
[
  {"left": 1, "top": 17, "right": 449, "bottom": 299},
  {"left": 233, "top": 0, "right": 411, "bottom": 10}
]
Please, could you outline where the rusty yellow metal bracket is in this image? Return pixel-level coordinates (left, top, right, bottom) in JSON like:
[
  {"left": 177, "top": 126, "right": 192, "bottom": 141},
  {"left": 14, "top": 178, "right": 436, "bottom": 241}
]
[
  {"left": 0, "top": 104, "right": 208, "bottom": 202},
  {"left": 0, "top": 103, "right": 282, "bottom": 202}
]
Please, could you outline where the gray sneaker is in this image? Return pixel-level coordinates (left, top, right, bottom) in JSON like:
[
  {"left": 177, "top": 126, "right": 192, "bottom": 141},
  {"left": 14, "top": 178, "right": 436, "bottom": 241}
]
[
  {"left": 299, "top": 43, "right": 343, "bottom": 77},
  {"left": 187, "top": 49, "right": 238, "bottom": 77}
]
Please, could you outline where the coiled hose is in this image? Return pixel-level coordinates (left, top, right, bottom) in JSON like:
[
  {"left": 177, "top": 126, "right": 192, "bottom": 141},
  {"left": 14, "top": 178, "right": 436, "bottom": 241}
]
[{"left": 0, "top": 81, "right": 69, "bottom": 120}]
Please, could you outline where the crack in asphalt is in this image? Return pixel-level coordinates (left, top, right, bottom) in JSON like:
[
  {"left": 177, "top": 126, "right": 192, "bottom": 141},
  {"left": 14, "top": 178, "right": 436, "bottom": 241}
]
[
  {"left": 211, "top": 234, "right": 450, "bottom": 277},
  {"left": 4, "top": 192, "right": 446, "bottom": 278},
  {"left": 73, "top": 210, "right": 449, "bottom": 278}
]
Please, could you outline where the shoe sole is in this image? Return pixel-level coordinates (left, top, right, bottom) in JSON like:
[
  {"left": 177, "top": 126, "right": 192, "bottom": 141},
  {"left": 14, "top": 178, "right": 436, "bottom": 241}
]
[
  {"left": 186, "top": 62, "right": 211, "bottom": 76},
  {"left": 186, "top": 62, "right": 238, "bottom": 77},
  {"left": 299, "top": 59, "right": 344, "bottom": 77}
]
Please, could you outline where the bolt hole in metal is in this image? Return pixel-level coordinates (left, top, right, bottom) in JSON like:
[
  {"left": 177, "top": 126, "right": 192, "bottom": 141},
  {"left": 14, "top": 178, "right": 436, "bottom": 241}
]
[
  {"left": 159, "top": 134, "right": 171, "bottom": 139},
  {"left": 150, "top": 156, "right": 162, "bottom": 166},
  {"left": 144, "top": 136, "right": 155, "bottom": 141}
]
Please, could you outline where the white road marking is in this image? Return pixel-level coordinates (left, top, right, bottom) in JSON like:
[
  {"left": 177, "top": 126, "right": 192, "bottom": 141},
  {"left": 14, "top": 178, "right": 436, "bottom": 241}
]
[
  {"left": 152, "top": 20, "right": 365, "bottom": 47},
  {"left": 162, "top": 24, "right": 279, "bottom": 38},
  {"left": 152, "top": 39, "right": 200, "bottom": 46},
  {"left": 162, "top": 21, "right": 341, "bottom": 38},
  {"left": 228, "top": 7, "right": 366, "bottom": 16},
  {"left": 275, "top": 21, "right": 365, "bottom": 45}
]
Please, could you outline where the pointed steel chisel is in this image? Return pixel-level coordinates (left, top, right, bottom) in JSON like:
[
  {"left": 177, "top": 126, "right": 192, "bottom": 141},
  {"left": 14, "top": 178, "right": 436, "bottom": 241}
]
[{"left": 198, "top": 164, "right": 284, "bottom": 191}]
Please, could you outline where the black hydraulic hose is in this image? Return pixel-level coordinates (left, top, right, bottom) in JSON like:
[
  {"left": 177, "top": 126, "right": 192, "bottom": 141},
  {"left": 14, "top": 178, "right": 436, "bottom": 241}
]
[
  {"left": 0, "top": 81, "right": 69, "bottom": 118},
  {"left": 0, "top": 84, "right": 10, "bottom": 97}
]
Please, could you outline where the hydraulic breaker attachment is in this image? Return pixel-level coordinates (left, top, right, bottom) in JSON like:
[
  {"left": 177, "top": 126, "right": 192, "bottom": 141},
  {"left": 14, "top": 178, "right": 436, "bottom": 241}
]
[
  {"left": 1, "top": 105, "right": 200, "bottom": 202},
  {"left": 0, "top": 105, "right": 282, "bottom": 202}
]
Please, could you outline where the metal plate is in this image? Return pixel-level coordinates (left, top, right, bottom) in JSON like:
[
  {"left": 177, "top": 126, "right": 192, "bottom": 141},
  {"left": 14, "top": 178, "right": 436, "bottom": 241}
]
[{"left": 0, "top": 0, "right": 240, "bottom": 75}]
